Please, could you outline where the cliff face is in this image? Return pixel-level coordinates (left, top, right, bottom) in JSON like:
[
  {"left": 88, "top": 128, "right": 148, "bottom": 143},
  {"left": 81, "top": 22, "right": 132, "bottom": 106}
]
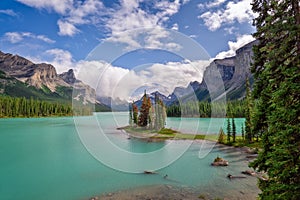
[
  {"left": 0, "top": 51, "right": 69, "bottom": 91},
  {"left": 0, "top": 51, "right": 96, "bottom": 105},
  {"left": 223, "top": 40, "right": 258, "bottom": 100},
  {"left": 167, "top": 40, "right": 258, "bottom": 103}
]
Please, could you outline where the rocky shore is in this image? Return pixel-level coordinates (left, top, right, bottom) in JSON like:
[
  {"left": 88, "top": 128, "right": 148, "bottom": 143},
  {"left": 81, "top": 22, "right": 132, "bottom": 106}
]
[
  {"left": 90, "top": 183, "right": 259, "bottom": 200},
  {"left": 96, "top": 185, "right": 201, "bottom": 200}
]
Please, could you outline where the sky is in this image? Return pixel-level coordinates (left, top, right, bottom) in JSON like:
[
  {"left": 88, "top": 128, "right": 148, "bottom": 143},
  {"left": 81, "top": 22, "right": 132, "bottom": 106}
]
[{"left": 0, "top": 0, "right": 257, "bottom": 100}]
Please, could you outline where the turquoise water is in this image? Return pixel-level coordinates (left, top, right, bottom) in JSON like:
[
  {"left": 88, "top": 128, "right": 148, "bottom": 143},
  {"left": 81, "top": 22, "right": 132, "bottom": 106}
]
[
  {"left": 167, "top": 117, "right": 245, "bottom": 134},
  {"left": 0, "top": 113, "right": 256, "bottom": 200}
]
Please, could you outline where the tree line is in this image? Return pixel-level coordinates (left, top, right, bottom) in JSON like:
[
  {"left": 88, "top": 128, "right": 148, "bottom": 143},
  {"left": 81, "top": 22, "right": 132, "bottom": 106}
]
[
  {"left": 0, "top": 96, "right": 73, "bottom": 117},
  {"left": 167, "top": 100, "right": 246, "bottom": 118}
]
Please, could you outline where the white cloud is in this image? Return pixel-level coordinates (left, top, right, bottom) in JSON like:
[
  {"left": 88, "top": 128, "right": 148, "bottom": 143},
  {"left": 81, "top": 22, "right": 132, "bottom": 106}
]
[
  {"left": 0, "top": 9, "right": 18, "bottom": 16},
  {"left": 155, "top": 0, "right": 181, "bottom": 20},
  {"left": 198, "top": 0, "right": 227, "bottom": 9},
  {"left": 171, "top": 23, "right": 179, "bottom": 31},
  {"left": 56, "top": 0, "right": 105, "bottom": 36},
  {"left": 199, "top": 11, "right": 223, "bottom": 31},
  {"left": 17, "top": 0, "right": 184, "bottom": 49},
  {"left": 224, "top": 26, "right": 237, "bottom": 35},
  {"left": 182, "top": 0, "right": 191, "bottom": 5},
  {"left": 17, "top": 0, "right": 104, "bottom": 36},
  {"left": 44, "top": 49, "right": 74, "bottom": 73},
  {"left": 75, "top": 59, "right": 209, "bottom": 101},
  {"left": 215, "top": 34, "right": 255, "bottom": 59},
  {"left": 199, "top": 0, "right": 255, "bottom": 31},
  {"left": 4, "top": 32, "right": 23, "bottom": 43},
  {"left": 57, "top": 20, "right": 79, "bottom": 36},
  {"left": 105, "top": 0, "right": 183, "bottom": 50},
  {"left": 16, "top": 0, "right": 73, "bottom": 14},
  {"left": 35, "top": 46, "right": 210, "bottom": 101},
  {"left": 35, "top": 52, "right": 209, "bottom": 101},
  {"left": 4, "top": 32, "right": 55, "bottom": 44}
]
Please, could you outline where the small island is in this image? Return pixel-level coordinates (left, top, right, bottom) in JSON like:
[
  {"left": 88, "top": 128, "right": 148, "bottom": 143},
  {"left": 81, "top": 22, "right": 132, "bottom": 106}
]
[{"left": 119, "top": 90, "right": 209, "bottom": 141}]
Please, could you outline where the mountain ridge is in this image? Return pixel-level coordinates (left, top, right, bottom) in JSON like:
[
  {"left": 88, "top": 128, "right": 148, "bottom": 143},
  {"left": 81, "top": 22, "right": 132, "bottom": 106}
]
[
  {"left": 166, "top": 40, "right": 258, "bottom": 103},
  {"left": 0, "top": 51, "right": 105, "bottom": 110}
]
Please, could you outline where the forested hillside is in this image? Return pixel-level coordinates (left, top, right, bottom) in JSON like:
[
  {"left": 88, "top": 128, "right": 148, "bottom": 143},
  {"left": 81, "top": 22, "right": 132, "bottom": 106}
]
[{"left": 0, "top": 96, "right": 72, "bottom": 117}]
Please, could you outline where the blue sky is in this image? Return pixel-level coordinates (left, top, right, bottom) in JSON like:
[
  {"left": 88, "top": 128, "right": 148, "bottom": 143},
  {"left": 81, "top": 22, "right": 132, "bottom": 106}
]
[{"left": 0, "top": 0, "right": 256, "bottom": 100}]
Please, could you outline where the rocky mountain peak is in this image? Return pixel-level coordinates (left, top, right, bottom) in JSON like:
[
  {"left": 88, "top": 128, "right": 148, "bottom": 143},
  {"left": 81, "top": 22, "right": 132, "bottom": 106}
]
[
  {"left": 0, "top": 50, "right": 98, "bottom": 105},
  {"left": 59, "top": 69, "right": 77, "bottom": 84},
  {"left": 0, "top": 51, "right": 68, "bottom": 91}
]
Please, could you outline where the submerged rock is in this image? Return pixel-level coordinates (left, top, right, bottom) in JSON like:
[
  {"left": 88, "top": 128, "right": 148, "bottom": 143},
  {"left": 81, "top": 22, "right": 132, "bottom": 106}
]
[{"left": 227, "top": 174, "right": 247, "bottom": 179}]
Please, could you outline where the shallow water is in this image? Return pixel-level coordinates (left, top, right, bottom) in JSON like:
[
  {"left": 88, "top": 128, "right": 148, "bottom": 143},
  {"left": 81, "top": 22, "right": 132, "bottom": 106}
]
[{"left": 0, "top": 113, "right": 257, "bottom": 200}]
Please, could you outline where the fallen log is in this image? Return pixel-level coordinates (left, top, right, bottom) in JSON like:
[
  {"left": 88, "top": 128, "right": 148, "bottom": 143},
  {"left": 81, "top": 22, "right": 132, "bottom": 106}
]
[{"left": 227, "top": 174, "right": 247, "bottom": 179}]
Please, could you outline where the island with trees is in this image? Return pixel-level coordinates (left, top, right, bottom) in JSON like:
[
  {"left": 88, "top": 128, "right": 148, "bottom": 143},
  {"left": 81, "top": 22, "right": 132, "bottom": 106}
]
[{"left": 120, "top": 91, "right": 211, "bottom": 141}]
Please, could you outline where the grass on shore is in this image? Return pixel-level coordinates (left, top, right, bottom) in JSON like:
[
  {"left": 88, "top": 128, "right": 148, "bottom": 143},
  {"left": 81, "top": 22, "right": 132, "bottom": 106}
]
[
  {"left": 220, "top": 136, "right": 262, "bottom": 149},
  {"left": 122, "top": 126, "right": 261, "bottom": 149},
  {"left": 123, "top": 127, "right": 219, "bottom": 141}
]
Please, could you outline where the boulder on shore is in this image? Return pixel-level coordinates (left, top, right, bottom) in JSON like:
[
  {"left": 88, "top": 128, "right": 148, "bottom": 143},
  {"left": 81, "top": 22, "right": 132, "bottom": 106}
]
[
  {"left": 242, "top": 170, "right": 256, "bottom": 176},
  {"left": 211, "top": 157, "right": 229, "bottom": 166}
]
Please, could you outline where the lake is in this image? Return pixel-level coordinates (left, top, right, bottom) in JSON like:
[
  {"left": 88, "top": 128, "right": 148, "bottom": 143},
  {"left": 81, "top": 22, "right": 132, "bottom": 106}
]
[{"left": 0, "top": 113, "right": 258, "bottom": 199}]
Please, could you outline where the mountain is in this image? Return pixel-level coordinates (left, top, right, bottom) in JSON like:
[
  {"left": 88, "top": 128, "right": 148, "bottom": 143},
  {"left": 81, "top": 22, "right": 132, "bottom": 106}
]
[
  {"left": 0, "top": 52, "right": 69, "bottom": 91},
  {"left": 166, "top": 40, "right": 258, "bottom": 104},
  {"left": 0, "top": 51, "right": 110, "bottom": 111}
]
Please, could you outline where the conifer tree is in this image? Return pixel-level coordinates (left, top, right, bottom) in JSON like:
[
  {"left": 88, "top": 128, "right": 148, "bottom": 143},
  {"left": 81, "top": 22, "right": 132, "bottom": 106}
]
[
  {"left": 132, "top": 102, "right": 138, "bottom": 125},
  {"left": 231, "top": 118, "right": 236, "bottom": 143},
  {"left": 241, "top": 123, "right": 245, "bottom": 141},
  {"left": 245, "top": 77, "right": 253, "bottom": 143},
  {"left": 226, "top": 118, "right": 231, "bottom": 143},
  {"left": 138, "top": 91, "right": 151, "bottom": 127},
  {"left": 154, "top": 93, "right": 166, "bottom": 130},
  {"left": 218, "top": 127, "right": 225, "bottom": 144},
  {"left": 129, "top": 103, "right": 133, "bottom": 126},
  {"left": 250, "top": 0, "right": 300, "bottom": 199}
]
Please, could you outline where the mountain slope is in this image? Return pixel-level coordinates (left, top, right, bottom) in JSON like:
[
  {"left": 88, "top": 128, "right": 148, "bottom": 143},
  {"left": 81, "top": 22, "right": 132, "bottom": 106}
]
[
  {"left": 0, "top": 69, "right": 68, "bottom": 102},
  {"left": 0, "top": 51, "right": 110, "bottom": 111}
]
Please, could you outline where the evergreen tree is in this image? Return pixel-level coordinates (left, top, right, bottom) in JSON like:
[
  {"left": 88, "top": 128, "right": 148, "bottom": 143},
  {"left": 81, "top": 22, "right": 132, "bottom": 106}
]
[
  {"left": 241, "top": 123, "right": 245, "bottom": 141},
  {"left": 250, "top": 0, "right": 300, "bottom": 199},
  {"left": 132, "top": 102, "right": 138, "bottom": 125},
  {"left": 245, "top": 77, "right": 253, "bottom": 143},
  {"left": 231, "top": 118, "right": 236, "bottom": 143},
  {"left": 129, "top": 103, "right": 133, "bottom": 126},
  {"left": 138, "top": 91, "right": 151, "bottom": 127},
  {"left": 218, "top": 127, "right": 225, "bottom": 144},
  {"left": 226, "top": 118, "right": 231, "bottom": 143},
  {"left": 154, "top": 93, "right": 166, "bottom": 130},
  {"left": 148, "top": 104, "right": 155, "bottom": 129}
]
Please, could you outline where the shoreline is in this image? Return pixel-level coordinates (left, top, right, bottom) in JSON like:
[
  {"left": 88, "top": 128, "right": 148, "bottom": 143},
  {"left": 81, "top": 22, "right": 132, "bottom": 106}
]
[{"left": 89, "top": 143, "right": 261, "bottom": 200}]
